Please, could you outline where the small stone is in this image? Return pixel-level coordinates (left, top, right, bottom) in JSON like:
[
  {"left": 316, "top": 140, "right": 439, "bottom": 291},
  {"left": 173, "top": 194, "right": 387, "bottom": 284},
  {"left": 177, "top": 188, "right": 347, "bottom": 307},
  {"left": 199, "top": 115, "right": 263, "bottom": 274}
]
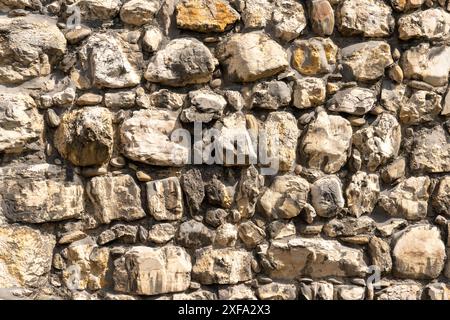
[
  {"left": 176, "top": 220, "right": 215, "bottom": 248},
  {"left": 46, "top": 109, "right": 60, "bottom": 128},
  {"left": 267, "top": 221, "right": 296, "bottom": 240},
  {"left": 291, "top": 37, "right": 338, "bottom": 76},
  {"left": 323, "top": 216, "right": 375, "bottom": 238},
  {"left": 388, "top": 64, "right": 403, "bottom": 83},
  {"left": 348, "top": 117, "right": 366, "bottom": 126},
  {"left": 218, "top": 284, "right": 256, "bottom": 300},
  {"left": 110, "top": 156, "right": 126, "bottom": 168},
  {"left": 145, "top": 38, "right": 217, "bottom": 87},
  {"left": 64, "top": 26, "right": 92, "bottom": 44},
  {"left": 120, "top": 0, "right": 162, "bottom": 26},
  {"left": 398, "top": 8, "right": 450, "bottom": 41},
  {"left": 257, "top": 283, "right": 297, "bottom": 300},
  {"left": 311, "top": 175, "right": 345, "bottom": 218},
  {"left": 368, "top": 236, "right": 392, "bottom": 273},
  {"left": 224, "top": 90, "right": 245, "bottom": 111},
  {"left": 392, "top": 225, "right": 446, "bottom": 279},
  {"left": 205, "top": 208, "right": 228, "bottom": 228},
  {"left": 272, "top": 0, "right": 308, "bottom": 42},
  {"left": 181, "top": 89, "right": 227, "bottom": 123},
  {"left": 75, "top": 0, "right": 122, "bottom": 21},
  {"left": 376, "top": 219, "right": 407, "bottom": 238},
  {"left": 381, "top": 157, "right": 405, "bottom": 184},
  {"left": 391, "top": 0, "right": 425, "bottom": 11},
  {"left": 238, "top": 221, "right": 266, "bottom": 248},
  {"left": 399, "top": 90, "right": 442, "bottom": 125},
  {"left": 146, "top": 177, "right": 184, "bottom": 221},
  {"left": 376, "top": 284, "right": 422, "bottom": 300},
  {"left": 142, "top": 26, "right": 163, "bottom": 52},
  {"left": 136, "top": 171, "right": 152, "bottom": 182},
  {"left": 147, "top": 223, "right": 176, "bottom": 244},
  {"left": 76, "top": 93, "right": 103, "bottom": 106},
  {"left": 215, "top": 223, "right": 238, "bottom": 247},
  {"left": 341, "top": 41, "right": 393, "bottom": 82},
  {"left": 346, "top": 171, "right": 380, "bottom": 217},
  {"left": 104, "top": 91, "right": 136, "bottom": 109},
  {"left": 249, "top": 80, "right": 291, "bottom": 110},
  {"left": 236, "top": 165, "right": 265, "bottom": 218},
  {"left": 308, "top": 0, "right": 335, "bottom": 36},
  {"left": 59, "top": 231, "right": 87, "bottom": 245},
  {"left": 217, "top": 32, "right": 288, "bottom": 82},
  {"left": 176, "top": 0, "right": 240, "bottom": 32},
  {"left": 328, "top": 87, "right": 376, "bottom": 115},
  {"left": 432, "top": 176, "right": 450, "bottom": 215},
  {"left": 180, "top": 168, "right": 205, "bottom": 214},
  {"left": 293, "top": 77, "right": 327, "bottom": 109}
]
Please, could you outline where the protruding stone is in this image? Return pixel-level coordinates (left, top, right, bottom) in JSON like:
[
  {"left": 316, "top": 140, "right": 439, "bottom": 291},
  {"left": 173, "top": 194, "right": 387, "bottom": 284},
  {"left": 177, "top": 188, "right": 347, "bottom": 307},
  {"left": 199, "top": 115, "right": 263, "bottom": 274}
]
[
  {"left": 176, "top": 220, "right": 215, "bottom": 248},
  {"left": 293, "top": 77, "right": 327, "bottom": 109},
  {"left": 433, "top": 176, "right": 450, "bottom": 215},
  {"left": 236, "top": 165, "right": 265, "bottom": 218},
  {"left": 399, "top": 90, "right": 442, "bottom": 125},
  {"left": 398, "top": 8, "right": 450, "bottom": 41},
  {"left": 146, "top": 177, "right": 184, "bottom": 221},
  {"left": 120, "top": 0, "right": 162, "bottom": 26},
  {"left": 272, "top": 0, "right": 307, "bottom": 42},
  {"left": 147, "top": 223, "right": 176, "bottom": 244},
  {"left": 346, "top": 171, "right": 380, "bottom": 217},
  {"left": 311, "top": 175, "right": 345, "bottom": 218},
  {"left": 368, "top": 236, "right": 392, "bottom": 273},
  {"left": 309, "top": 0, "right": 335, "bottom": 36},
  {"left": 291, "top": 37, "right": 338, "bottom": 76},
  {"left": 238, "top": 221, "right": 266, "bottom": 247},
  {"left": 257, "top": 283, "right": 297, "bottom": 300},
  {"left": 249, "top": 80, "right": 292, "bottom": 110},
  {"left": 181, "top": 89, "right": 227, "bottom": 123},
  {"left": 327, "top": 87, "right": 376, "bottom": 115}
]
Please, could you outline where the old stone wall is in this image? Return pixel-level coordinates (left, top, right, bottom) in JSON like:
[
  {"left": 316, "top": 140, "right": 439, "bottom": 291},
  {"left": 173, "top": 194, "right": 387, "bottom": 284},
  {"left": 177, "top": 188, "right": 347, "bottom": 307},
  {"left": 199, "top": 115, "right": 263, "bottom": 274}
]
[{"left": 0, "top": 0, "right": 449, "bottom": 300}]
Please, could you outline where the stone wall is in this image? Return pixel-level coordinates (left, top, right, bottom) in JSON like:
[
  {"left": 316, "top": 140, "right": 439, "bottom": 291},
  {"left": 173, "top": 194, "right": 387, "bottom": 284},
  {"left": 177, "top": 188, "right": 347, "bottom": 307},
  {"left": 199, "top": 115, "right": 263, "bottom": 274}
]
[{"left": 0, "top": 0, "right": 449, "bottom": 300}]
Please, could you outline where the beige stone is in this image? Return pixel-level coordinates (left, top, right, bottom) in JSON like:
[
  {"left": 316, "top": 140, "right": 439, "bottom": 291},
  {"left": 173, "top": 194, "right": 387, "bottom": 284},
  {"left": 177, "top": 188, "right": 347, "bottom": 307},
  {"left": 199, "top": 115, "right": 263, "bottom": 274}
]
[{"left": 147, "top": 177, "right": 184, "bottom": 221}]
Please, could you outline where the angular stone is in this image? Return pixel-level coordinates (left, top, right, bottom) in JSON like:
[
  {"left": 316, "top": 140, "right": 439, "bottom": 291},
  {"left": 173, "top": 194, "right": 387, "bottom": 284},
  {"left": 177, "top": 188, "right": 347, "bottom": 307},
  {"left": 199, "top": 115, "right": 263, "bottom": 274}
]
[
  {"left": 257, "top": 283, "right": 297, "bottom": 300},
  {"left": 238, "top": 221, "right": 266, "bottom": 247},
  {"left": 0, "top": 15, "right": 66, "bottom": 84},
  {"left": 218, "top": 284, "right": 256, "bottom": 300},
  {"left": 145, "top": 38, "right": 217, "bottom": 86},
  {"left": 291, "top": 37, "right": 338, "bottom": 76},
  {"left": 180, "top": 168, "right": 205, "bottom": 214},
  {"left": 86, "top": 174, "right": 146, "bottom": 224},
  {"left": 72, "top": 32, "right": 142, "bottom": 89},
  {"left": 192, "top": 248, "right": 253, "bottom": 284},
  {"left": 308, "top": 0, "right": 335, "bottom": 36},
  {"left": 176, "top": 0, "right": 240, "bottom": 32},
  {"left": 399, "top": 90, "right": 442, "bottom": 125},
  {"left": 0, "top": 225, "right": 55, "bottom": 288},
  {"left": 238, "top": 0, "right": 271, "bottom": 29},
  {"left": 327, "top": 87, "right": 376, "bottom": 115},
  {"left": 433, "top": 176, "right": 450, "bottom": 215},
  {"left": 268, "top": 220, "right": 296, "bottom": 239},
  {"left": 323, "top": 216, "right": 375, "bottom": 238},
  {"left": 215, "top": 223, "right": 238, "bottom": 247},
  {"left": 205, "top": 177, "right": 234, "bottom": 209},
  {"left": 217, "top": 32, "right": 288, "bottom": 82},
  {"left": 402, "top": 43, "right": 450, "bottom": 87},
  {"left": 0, "top": 0, "right": 42, "bottom": 11},
  {"left": 381, "top": 81, "right": 406, "bottom": 113},
  {"left": 336, "top": 285, "right": 365, "bottom": 300},
  {"left": 0, "top": 92, "right": 43, "bottom": 154},
  {"left": 236, "top": 165, "right": 264, "bottom": 218},
  {"left": 173, "top": 290, "right": 217, "bottom": 300},
  {"left": 381, "top": 157, "right": 406, "bottom": 183},
  {"left": 368, "top": 236, "right": 392, "bottom": 273},
  {"left": 176, "top": 220, "right": 215, "bottom": 248},
  {"left": 376, "top": 284, "right": 422, "bottom": 300},
  {"left": 410, "top": 125, "right": 450, "bottom": 173},
  {"left": 299, "top": 281, "right": 334, "bottom": 300},
  {"left": 147, "top": 223, "right": 176, "bottom": 244},
  {"left": 147, "top": 177, "right": 184, "bottom": 221},
  {"left": 337, "top": 0, "right": 394, "bottom": 37},
  {"left": 120, "top": 0, "right": 161, "bottom": 26},
  {"left": 353, "top": 113, "right": 401, "bottom": 172},
  {"left": 293, "top": 77, "right": 326, "bottom": 109},
  {"left": 205, "top": 208, "right": 228, "bottom": 227},
  {"left": 61, "top": 238, "right": 110, "bottom": 291},
  {"left": 311, "top": 175, "right": 345, "bottom": 218},
  {"left": 113, "top": 246, "right": 192, "bottom": 295},
  {"left": 346, "top": 171, "right": 380, "bottom": 217},
  {"left": 55, "top": 107, "right": 113, "bottom": 167},
  {"left": 104, "top": 91, "right": 136, "bottom": 109},
  {"left": 181, "top": 89, "right": 227, "bottom": 123},
  {"left": 259, "top": 175, "right": 310, "bottom": 219},
  {"left": 120, "top": 109, "right": 189, "bottom": 166},
  {"left": 379, "top": 176, "right": 430, "bottom": 220},
  {"left": 272, "top": 0, "right": 307, "bottom": 42},
  {"left": 392, "top": 225, "right": 446, "bottom": 279},
  {"left": 249, "top": 80, "right": 291, "bottom": 110},
  {"left": 264, "top": 111, "right": 299, "bottom": 172},
  {"left": 391, "top": 0, "right": 425, "bottom": 11},
  {"left": 341, "top": 41, "right": 393, "bottom": 82},
  {"left": 399, "top": 8, "right": 450, "bottom": 41},
  {"left": 75, "top": 0, "right": 121, "bottom": 21},
  {"left": 265, "top": 238, "right": 368, "bottom": 279},
  {"left": 300, "top": 110, "right": 352, "bottom": 173}
]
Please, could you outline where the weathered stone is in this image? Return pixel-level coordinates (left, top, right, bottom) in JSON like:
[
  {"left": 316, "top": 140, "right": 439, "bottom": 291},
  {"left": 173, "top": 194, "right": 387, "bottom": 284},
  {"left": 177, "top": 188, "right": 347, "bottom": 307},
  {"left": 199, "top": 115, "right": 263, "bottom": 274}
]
[
  {"left": 192, "top": 248, "right": 253, "bottom": 284},
  {"left": 272, "top": 0, "right": 307, "bottom": 42},
  {"left": 0, "top": 92, "right": 43, "bottom": 154},
  {"left": 392, "top": 225, "right": 446, "bottom": 279},
  {"left": 353, "top": 113, "right": 401, "bottom": 172},
  {"left": 72, "top": 33, "right": 142, "bottom": 89},
  {"left": 399, "top": 90, "right": 442, "bottom": 125},
  {"left": 113, "top": 246, "right": 192, "bottom": 295},
  {"left": 336, "top": 285, "right": 365, "bottom": 300},
  {"left": 0, "top": 0, "right": 42, "bottom": 11},
  {"left": 376, "top": 218, "right": 408, "bottom": 237},
  {"left": 299, "top": 281, "right": 334, "bottom": 300},
  {"left": 145, "top": 38, "right": 217, "bottom": 86},
  {"left": 433, "top": 176, "right": 450, "bottom": 215},
  {"left": 173, "top": 290, "right": 217, "bottom": 300},
  {"left": 215, "top": 223, "right": 238, "bottom": 247},
  {"left": 0, "top": 15, "right": 66, "bottom": 84},
  {"left": 301, "top": 110, "right": 352, "bottom": 173},
  {"left": 328, "top": 87, "right": 376, "bottom": 115},
  {"left": 180, "top": 168, "right": 205, "bottom": 214},
  {"left": 120, "top": 109, "right": 189, "bottom": 166},
  {"left": 217, "top": 32, "right": 288, "bottom": 82},
  {"left": 147, "top": 223, "right": 176, "bottom": 244},
  {"left": 391, "top": 0, "right": 425, "bottom": 11},
  {"left": 148, "top": 89, "right": 186, "bottom": 110},
  {"left": 75, "top": 0, "right": 121, "bottom": 21},
  {"left": 120, "top": 0, "right": 161, "bottom": 26},
  {"left": 142, "top": 26, "right": 162, "bottom": 52},
  {"left": 64, "top": 26, "right": 91, "bottom": 45},
  {"left": 236, "top": 165, "right": 264, "bottom": 218},
  {"left": 147, "top": 177, "right": 184, "bottom": 221},
  {"left": 267, "top": 220, "right": 296, "bottom": 239},
  {"left": 399, "top": 8, "right": 450, "bottom": 41},
  {"left": 257, "top": 283, "right": 297, "bottom": 300},
  {"left": 368, "top": 236, "right": 392, "bottom": 273},
  {"left": 62, "top": 238, "right": 110, "bottom": 291},
  {"left": 346, "top": 171, "right": 380, "bottom": 217},
  {"left": 381, "top": 81, "right": 406, "bottom": 113},
  {"left": 293, "top": 77, "right": 326, "bottom": 109},
  {"left": 176, "top": 220, "right": 215, "bottom": 248},
  {"left": 379, "top": 176, "right": 430, "bottom": 220},
  {"left": 238, "top": 221, "right": 266, "bottom": 247},
  {"left": 309, "top": 0, "right": 335, "bottom": 36},
  {"left": 181, "top": 89, "right": 227, "bottom": 123},
  {"left": 310, "top": 175, "right": 345, "bottom": 218},
  {"left": 104, "top": 91, "right": 136, "bottom": 109},
  {"left": 376, "top": 283, "right": 422, "bottom": 300},
  {"left": 259, "top": 175, "right": 310, "bottom": 219},
  {"left": 205, "top": 208, "right": 228, "bottom": 227},
  {"left": 86, "top": 174, "right": 146, "bottom": 224},
  {"left": 55, "top": 107, "right": 113, "bottom": 167},
  {"left": 76, "top": 93, "right": 103, "bottom": 106},
  {"left": 0, "top": 225, "right": 55, "bottom": 288},
  {"left": 291, "top": 38, "right": 338, "bottom": 75},
  {"left": 264, "top": 112, "right": 299, "bottom": 172},
  {"left": 423, "top": 283, "right": 450, "bottom": 300},
  {"left": 218, "top": 284, "right": 256, "bottom": 300},
  {"left": 402, "top": 43, "right": 450, "bottom": 87},
  {"left": 249, "top": 80, "right": 291, "bottom": 110},
  {"left": 410, "top": 125, "right": 450, "bottom": 173},
  {"left": 176, "top": 0, "right": 240, "bottom": 32},
  {"left": 323, "top": 216, "right": 375, "bottom": 238},
  {"left": 264, "top": 238, "right": 368, "bottom": 279},
  {"left": 337, "top": 0, "right": 394, "bottom": 37},
  {"left": 205, "top": 177, "right": 234, "bottom": 209},
  {"left": 341, "top": 41, "right": 393, "bottom": 82}
]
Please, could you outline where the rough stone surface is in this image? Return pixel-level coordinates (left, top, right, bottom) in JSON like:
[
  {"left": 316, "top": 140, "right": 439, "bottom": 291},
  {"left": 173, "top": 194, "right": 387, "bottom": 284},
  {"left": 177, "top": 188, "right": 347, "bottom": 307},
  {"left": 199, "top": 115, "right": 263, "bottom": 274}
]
[
  {"left": 310, "top": 175, "right": 345, "bottom": 218},
  {"left": 346, "top": 171, "right": 380, "bottom": 217},
  {"left": 147, "top": 177, "right": 184, "bottom": 221},
  {"left": 399, "top": 8, "right": 450, "bottom": 41},
  {"left": 291, "top": 38, "right": 338, "bottom": 76}
]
